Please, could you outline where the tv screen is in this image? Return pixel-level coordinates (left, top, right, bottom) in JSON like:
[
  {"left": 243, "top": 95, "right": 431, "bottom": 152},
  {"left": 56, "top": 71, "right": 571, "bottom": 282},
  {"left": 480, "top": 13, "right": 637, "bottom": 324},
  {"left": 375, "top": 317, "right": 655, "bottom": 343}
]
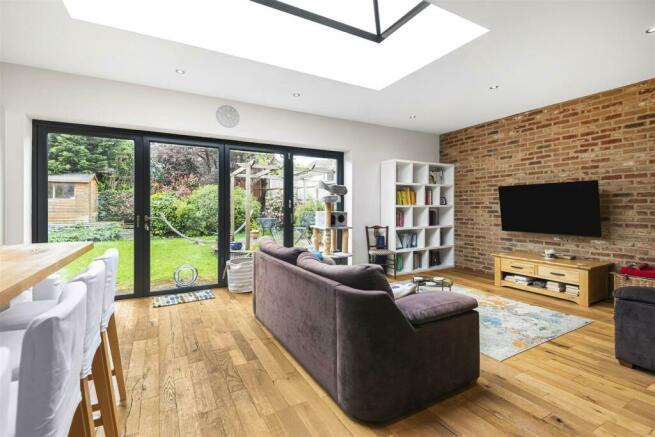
[{"left": 498, "top": 181, "right": 601, "bottom": 237}]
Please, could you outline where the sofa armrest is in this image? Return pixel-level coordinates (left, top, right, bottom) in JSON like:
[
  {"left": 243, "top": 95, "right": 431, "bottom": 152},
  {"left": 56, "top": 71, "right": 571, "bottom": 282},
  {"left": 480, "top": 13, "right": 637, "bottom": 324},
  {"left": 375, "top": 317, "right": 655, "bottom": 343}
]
[
  {"left": 614, "top": 286, "right": 655, "bottom": 305},
  {"left": 335, "top": 285, "right": 479, "bottom": 422},
  {"left": 396, "top": 292, "right": 477, "bottom": 326}
]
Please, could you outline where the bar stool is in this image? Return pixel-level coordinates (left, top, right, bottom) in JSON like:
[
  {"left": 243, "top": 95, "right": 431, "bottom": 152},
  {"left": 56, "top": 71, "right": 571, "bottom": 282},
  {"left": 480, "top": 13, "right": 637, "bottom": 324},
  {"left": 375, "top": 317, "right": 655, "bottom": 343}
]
[
  {"left": 96, "top": 248, "right": 127, "bottom": 404},
  {"left": 0, "top": 274, "right": 62, "bottom": 332},
  {"left": 72, "top": 260, "right": 120, "bottom": 437},
  {"left": 1, "top": 281, "right": 87, "bottom": 437},
  {"left": 0, "top": 347, "right": 11, "bottom": 437}
]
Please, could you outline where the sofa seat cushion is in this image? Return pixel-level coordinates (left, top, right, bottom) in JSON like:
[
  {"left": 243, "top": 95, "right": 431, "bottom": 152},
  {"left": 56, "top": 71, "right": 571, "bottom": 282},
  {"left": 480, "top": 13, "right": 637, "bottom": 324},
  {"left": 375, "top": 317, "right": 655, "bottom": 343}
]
[
  {"left": 396, "top": 292, "right": 478, "bottom": 326},
  {"left": 297, "top": 252, "right": 393, "bottom": 298},
  {"left": 259, "top": 237, "right": 307, "bottom": 264},
  {"left": 613, "top": 286, "right": 655, "bottom": 305}
]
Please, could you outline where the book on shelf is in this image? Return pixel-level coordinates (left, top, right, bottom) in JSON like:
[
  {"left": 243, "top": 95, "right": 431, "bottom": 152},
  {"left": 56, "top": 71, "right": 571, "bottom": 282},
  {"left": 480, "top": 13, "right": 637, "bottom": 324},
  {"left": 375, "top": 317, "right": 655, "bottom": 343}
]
[
  {"left": 396, "top": 231, "right": 418, "bottom": 249},
  {"left": 396, "top": 255, "right": 404, "bottom": 271},
  {"left": 396, "top": 210, "right": 405, "bottom": 227},
  {"left": 428, "top": 210, "right": 439, "bottom": 226},
  {"left": 429, "top": 250, "right": 441, "bottom": 267},
  {"left": 546, "top": 281, "right": 565, "bottom": 292},
  {"left": 396, "top": 187, "right": 417, "bottom": 206},
  {"left": 425, "top": 190, "right": 433, "bottom": 206},
  {"left": 413, "top": 252, "right": 422, "bottom": 269},
  {"left": 564, "top": 285, "right": 580, "bottom": 296},
  {"left": 429, "top": 169, "right": 444, "bottom": 185}
]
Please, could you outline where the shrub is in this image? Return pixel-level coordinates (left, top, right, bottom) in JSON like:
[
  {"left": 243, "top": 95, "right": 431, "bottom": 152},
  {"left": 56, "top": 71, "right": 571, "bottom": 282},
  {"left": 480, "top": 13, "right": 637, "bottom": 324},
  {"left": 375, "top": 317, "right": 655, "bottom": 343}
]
[
  {"left": 183, "top": 184, "right": 219, "bottom": 237},
  {"left": 98, "top": 190, "right": 134, "bottom": 223},
  {"left": 150, "top": 192, "right": 186, "bottom": 237},
  {"left": 49, "top": 222, "right": 122, "bottom": 242},
  {"left": 294, "top": 197, "right": 324, "bottom": 225}
]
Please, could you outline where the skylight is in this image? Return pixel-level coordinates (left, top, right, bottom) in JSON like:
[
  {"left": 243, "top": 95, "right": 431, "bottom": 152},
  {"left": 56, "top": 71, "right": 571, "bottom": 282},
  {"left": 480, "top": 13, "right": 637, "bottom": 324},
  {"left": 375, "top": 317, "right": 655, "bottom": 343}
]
[{"left": 62, "top": 0, "right": 488, "bottom": 90}]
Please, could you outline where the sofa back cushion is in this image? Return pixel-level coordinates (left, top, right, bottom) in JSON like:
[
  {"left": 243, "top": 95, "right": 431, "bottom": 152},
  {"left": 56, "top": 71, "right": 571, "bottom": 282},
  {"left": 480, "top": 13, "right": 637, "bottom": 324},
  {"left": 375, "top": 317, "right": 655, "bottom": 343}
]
[
  {"left": 297, "top": 252, "right": 393, "bottom": 298},
  {"left": 259, "top": 236, "right": 307, "bottom": 264}
]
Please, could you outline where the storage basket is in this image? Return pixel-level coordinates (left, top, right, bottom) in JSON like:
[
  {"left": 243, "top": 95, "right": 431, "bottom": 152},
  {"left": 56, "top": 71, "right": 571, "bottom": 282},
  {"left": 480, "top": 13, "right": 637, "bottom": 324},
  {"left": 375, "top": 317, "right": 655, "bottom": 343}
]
[
  {"left": 612, "top": 272, "right": 655, "bottom": 291},
  {"left": 226, "top": 257, "right": 253, "bottom": 293}
]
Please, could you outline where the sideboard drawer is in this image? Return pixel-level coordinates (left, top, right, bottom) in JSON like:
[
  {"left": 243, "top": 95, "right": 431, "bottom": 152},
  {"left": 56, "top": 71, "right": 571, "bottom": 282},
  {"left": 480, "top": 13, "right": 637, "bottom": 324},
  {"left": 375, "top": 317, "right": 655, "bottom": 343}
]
[
  {"left": 537, "top": 265, "right": 580, "bottom": 284},
  {"left": 501, "top": 259, "right": 536, "bottom": 275}
]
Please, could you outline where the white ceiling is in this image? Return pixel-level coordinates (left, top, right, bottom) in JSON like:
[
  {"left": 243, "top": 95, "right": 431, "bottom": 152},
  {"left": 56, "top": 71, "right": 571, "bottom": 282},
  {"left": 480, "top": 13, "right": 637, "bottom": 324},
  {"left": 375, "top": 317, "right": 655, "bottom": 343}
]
[{"left": 1, "top": 0, "right": 654, "bottom": 134}]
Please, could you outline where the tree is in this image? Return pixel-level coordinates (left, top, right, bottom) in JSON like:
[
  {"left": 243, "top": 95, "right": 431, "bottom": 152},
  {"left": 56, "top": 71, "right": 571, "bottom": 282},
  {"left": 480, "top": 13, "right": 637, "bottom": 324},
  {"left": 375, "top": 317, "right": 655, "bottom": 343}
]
[{"left": 47, "top": 134, "right": 134, "bottom": 191}]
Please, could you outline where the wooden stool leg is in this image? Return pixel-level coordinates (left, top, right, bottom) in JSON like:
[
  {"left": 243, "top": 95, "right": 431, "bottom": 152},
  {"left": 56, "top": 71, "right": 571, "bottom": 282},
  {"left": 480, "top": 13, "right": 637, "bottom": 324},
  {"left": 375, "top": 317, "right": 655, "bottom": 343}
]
[
  {"left": 107, "top": 314, "right": 127, "bottom": 404},
  {"left": 92, "top": 342, "right": 119, "bottom": 437},
  {"left": 76, "top": 379, "right": 96, "bottom": 437}
]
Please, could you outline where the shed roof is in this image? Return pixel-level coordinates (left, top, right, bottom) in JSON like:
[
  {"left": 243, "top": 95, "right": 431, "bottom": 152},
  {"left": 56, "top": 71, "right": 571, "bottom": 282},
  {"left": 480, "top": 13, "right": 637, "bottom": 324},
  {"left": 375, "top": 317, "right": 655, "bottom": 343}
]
[{"left": 48, "top": 173, "right": 97, "bottom": 183}]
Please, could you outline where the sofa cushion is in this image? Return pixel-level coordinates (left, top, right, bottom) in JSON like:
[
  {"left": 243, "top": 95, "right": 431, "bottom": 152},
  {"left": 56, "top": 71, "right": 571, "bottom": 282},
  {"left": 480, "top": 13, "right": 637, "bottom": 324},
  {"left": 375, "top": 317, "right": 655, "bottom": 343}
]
[
  {"left": 297, "top": 252, "right": 393, "bottom": 298},
  {"left": 258, "top": 236, "right": 307, "bottom": 264},
  {"left": 613, "top": 286, "right": 655, "bottom": 305},
  {"left": 396, "top": 292, "right": 478, "bottom": 326}
]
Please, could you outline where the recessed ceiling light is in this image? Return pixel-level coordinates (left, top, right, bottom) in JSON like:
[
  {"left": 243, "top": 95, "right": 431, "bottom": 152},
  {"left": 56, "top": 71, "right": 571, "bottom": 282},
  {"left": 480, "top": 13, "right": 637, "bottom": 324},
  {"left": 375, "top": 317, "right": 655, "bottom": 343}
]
[
  {"left": 175, "top": 69, "right": 186, "bottom": 75},
  {"left": 409, "top": 115, "right": 417, "bottom": 120},
  {"left": 646, "top": 27, "right": 655, "bottom": 34},
  {"left": 489, "top": 85, "right": 500, "bottom": 90},
  {"left": 292, "top": 92, "right": 301, "bottom": 97},
  {"left": 62, "top": 0, "right": 488, "bottom": 90}
]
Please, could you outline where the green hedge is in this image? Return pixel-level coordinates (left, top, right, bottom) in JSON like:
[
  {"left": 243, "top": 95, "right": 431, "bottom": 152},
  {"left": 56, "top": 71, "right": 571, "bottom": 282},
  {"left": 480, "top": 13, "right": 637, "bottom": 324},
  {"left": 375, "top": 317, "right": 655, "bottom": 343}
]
[{"left": 49, "top": 222, "right": 123, "bottom": 242}]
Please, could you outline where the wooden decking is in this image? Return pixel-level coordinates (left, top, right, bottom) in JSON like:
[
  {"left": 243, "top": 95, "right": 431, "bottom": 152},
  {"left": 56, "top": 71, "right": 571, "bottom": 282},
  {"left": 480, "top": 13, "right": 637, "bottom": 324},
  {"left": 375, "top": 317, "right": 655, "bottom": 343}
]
[{"left": 113, "top": 268, "right": 655, "bottom": 436}]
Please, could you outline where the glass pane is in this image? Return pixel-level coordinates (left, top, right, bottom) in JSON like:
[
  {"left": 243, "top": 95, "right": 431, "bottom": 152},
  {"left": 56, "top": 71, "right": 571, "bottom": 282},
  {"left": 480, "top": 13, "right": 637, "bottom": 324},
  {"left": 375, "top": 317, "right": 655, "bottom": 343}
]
[
  {"left": 47, "top": 133, "right": 135, "bottom": 295},
  {"left": 229, "top": 150, "right": 285, "bottom": 254},
  {"left": 55, "top": 183, "right": 75, "bottom": 199},
  {"left": 293, "top": 156, "right": 338, "bottom": 248},
  {"left": 149, "top": 142, "right": 219, "bottom": 291}
]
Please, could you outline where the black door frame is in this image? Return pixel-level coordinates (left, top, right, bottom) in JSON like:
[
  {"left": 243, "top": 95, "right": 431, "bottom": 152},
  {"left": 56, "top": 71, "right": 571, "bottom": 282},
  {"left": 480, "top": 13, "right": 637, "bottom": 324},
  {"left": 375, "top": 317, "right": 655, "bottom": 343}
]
[{"left": 32, "top": 120, "right": 344, "bottom": 299}]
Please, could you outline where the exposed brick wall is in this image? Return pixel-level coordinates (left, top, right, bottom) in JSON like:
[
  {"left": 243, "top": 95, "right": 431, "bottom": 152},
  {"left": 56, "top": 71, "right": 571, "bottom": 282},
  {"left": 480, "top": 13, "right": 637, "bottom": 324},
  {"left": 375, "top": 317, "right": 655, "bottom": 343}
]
[{"left": 440, "top": 79, "right": 655, "bottom": 274}]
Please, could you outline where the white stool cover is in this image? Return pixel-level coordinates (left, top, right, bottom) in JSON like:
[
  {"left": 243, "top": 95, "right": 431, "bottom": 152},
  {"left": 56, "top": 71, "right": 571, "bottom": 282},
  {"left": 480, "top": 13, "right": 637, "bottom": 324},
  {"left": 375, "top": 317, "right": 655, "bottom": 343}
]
[
  {"left": 96, "top": 248, "right": 118, "bottom": 330},
  {"left": 32, "top": 274, "right": 63, "bottom": 301},
  {"left": 0, "top": 347, "right": 14, "bottom": 437},
  {"left": 0, "top": 275, "right": 63, "bottom": 331},
  {"left": 14, "top": 281, "right": 87, "bottom": 437},
  {"left": 0, "top": 329, "right": 24, "bottom": 380},
  {"left": 0, "top": 300, "right": 58, "bottom": 332},
  {"left": 72, "top": 260, "right": 106, "bottom": 378}
]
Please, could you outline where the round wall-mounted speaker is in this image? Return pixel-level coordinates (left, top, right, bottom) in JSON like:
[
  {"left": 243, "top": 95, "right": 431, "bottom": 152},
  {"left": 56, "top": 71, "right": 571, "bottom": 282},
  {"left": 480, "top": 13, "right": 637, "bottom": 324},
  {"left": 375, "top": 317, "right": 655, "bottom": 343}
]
[{"left": 216, "top": 105, "right": 240, "bottom": 128}]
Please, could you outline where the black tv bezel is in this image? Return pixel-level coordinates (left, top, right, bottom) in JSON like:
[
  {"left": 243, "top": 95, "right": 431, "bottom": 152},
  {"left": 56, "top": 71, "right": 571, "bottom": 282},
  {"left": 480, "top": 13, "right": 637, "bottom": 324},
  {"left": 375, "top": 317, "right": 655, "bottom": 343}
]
[{"left": 498, "top": 180, "right": 602, "bottom": 238}]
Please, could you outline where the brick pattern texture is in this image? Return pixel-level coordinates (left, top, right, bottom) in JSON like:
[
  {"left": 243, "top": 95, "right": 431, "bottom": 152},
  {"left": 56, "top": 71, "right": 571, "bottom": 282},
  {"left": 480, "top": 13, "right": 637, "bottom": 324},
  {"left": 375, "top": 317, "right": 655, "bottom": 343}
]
[{"left": 440, "top": 79, "right": 655, "bottom": 274}]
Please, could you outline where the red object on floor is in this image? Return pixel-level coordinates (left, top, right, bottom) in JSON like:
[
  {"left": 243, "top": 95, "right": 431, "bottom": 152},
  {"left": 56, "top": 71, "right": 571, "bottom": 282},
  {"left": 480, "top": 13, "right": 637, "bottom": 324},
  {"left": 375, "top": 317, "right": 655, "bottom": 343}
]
[{"left": 619, "top": 266, "right": 655, "bottom": 279}]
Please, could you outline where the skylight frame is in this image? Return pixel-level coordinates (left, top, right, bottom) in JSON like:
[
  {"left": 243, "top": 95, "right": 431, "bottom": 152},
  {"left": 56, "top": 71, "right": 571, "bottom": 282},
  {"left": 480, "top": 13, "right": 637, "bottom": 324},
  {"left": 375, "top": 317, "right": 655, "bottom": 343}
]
[{"left": 250, "top": 0, "right": 430, "bottom": 43}]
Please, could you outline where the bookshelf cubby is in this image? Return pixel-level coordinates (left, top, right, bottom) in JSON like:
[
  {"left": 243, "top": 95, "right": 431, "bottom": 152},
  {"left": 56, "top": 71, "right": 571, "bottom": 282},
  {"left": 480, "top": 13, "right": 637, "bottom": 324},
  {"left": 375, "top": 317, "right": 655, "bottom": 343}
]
[{"left": 381, "top": 159, "right": 455, "bottom": 273}]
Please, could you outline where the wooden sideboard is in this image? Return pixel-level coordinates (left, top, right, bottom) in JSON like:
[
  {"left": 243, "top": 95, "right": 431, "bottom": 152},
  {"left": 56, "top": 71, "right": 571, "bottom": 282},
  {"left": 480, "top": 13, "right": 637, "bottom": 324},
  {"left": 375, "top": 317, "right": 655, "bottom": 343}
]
[{"left": 493, "top": 252, "right": 612, "bottom": 307}]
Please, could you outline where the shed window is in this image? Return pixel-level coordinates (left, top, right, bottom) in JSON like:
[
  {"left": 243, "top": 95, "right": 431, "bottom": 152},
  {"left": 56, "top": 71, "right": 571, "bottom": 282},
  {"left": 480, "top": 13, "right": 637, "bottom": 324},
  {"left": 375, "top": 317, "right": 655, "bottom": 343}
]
[{"left": 48, "top": 183, "right": 75, "bottom": 199}]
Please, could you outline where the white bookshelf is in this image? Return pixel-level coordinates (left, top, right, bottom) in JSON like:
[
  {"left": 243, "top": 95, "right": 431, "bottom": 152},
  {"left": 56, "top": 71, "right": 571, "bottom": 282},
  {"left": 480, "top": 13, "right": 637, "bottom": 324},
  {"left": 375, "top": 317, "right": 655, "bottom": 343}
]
[{"left": 381, "top": 159, "right": 455, "bottom": 275}]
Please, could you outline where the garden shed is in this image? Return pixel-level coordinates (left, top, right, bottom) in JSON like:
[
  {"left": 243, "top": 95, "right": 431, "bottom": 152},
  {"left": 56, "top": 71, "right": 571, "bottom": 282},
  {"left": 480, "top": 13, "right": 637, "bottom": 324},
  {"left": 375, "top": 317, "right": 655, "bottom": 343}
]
[{"left": 48, "top": 173, "right": 99, "bottom": 224}]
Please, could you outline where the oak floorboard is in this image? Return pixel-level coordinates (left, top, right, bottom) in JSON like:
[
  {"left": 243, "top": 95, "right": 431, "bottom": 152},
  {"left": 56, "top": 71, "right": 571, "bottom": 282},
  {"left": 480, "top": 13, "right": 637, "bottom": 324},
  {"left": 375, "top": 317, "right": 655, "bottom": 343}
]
[{"left": 114, "top": 268, "right": 655, "bottom": 436}]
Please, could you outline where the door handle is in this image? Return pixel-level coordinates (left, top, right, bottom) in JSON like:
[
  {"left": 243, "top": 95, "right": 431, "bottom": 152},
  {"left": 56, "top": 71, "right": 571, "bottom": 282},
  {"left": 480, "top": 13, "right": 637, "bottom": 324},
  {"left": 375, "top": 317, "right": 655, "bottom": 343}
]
[{"left": 144, "top": 215, "right": 151, "bottom": 232}]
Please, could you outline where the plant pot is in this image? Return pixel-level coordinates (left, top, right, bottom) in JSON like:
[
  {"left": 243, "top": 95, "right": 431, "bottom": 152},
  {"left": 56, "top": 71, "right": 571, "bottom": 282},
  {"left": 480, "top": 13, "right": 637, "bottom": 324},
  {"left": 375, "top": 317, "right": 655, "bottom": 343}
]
[{"left": 250, "top": 230, "right": 260, "bottom": 240}]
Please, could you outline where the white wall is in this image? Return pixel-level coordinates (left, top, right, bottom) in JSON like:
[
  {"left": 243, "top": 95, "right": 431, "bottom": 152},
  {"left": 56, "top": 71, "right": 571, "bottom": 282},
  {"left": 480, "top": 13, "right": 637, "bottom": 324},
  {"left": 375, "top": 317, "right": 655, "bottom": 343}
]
[{"left": 0, "top": 63, "right": 438, "bottom": 263}]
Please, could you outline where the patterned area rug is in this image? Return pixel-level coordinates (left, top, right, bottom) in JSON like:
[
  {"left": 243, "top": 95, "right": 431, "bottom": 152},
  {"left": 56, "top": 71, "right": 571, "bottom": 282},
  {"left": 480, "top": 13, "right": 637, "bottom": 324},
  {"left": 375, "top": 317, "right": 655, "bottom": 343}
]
[
  {"left": 152, "top": 290, "right": 215, "bottom": 308},
  {"left": 449, "top": 284, "right": 592, "bottom": 361}
]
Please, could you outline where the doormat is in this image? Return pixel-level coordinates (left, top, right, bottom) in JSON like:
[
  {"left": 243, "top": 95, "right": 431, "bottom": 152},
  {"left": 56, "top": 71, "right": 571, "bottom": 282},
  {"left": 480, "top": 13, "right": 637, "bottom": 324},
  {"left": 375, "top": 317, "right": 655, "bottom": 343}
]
[{"left": 152, "top": 290, "right": 215, "bottom": 308}]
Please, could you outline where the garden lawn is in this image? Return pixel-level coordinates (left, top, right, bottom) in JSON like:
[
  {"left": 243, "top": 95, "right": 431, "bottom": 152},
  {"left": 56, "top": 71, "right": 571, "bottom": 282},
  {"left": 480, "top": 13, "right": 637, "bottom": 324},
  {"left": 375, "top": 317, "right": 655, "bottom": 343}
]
[{"left": 59, "top": 237, "right": 219, "bottom": 294}]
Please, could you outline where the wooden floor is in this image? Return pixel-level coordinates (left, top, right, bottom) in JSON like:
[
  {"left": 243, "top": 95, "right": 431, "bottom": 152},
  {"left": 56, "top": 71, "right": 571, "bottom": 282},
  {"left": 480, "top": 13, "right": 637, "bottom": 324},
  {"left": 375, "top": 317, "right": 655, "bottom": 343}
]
[{"left": 113, "top": 268, "right": 655, "bottom": 437}]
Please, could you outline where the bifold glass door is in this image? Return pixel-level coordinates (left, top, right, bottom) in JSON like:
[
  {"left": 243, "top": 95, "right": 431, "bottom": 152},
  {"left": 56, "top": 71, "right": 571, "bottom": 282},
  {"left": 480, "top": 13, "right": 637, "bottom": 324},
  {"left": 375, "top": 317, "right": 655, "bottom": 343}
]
[
  {"left": 35, "top": 129, "right": 139, "bottom": 297},
  {"left": 147, "top": 139, "right": 222, "bottom": 293},
  {"left": 34, "top": 122, "right": 343, "bottom": 298}
]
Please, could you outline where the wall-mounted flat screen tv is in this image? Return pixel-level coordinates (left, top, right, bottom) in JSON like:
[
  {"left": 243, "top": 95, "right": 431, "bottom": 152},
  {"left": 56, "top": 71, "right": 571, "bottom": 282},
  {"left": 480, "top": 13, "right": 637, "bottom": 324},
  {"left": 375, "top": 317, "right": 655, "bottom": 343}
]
[{"left": 498, "top": 181, "right": 601, "bottom": 237}]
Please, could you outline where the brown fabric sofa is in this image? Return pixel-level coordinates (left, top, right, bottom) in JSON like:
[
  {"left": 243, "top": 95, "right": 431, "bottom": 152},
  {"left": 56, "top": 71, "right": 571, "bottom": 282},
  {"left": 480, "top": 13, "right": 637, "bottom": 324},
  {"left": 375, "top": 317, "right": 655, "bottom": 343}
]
[{"left": 253, "top": 239, "right": 480, "bottom": 422}]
